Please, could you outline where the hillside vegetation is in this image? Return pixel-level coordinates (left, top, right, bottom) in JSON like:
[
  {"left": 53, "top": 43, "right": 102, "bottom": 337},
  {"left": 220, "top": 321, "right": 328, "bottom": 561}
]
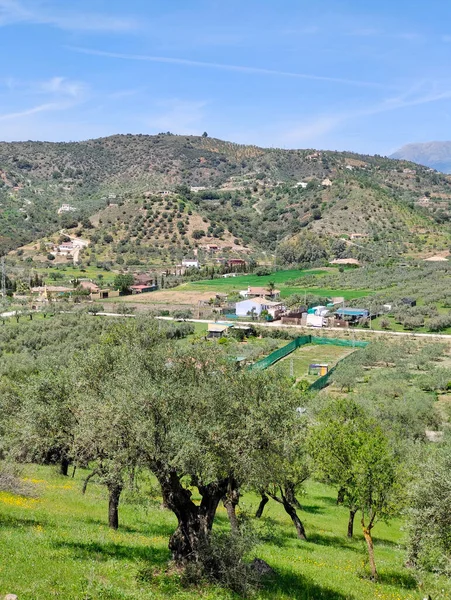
[{"left": 3, "top": 134, "right": 451, "bottom": 266}]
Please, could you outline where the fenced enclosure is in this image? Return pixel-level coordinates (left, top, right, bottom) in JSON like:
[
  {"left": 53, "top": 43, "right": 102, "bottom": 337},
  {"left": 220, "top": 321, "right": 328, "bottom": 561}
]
[{"left": 249, "top": 335, "right": 368, "bottom": 391}]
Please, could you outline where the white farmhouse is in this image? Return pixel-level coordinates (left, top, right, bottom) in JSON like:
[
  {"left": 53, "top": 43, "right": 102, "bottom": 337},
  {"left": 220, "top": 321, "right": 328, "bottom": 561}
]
[
  {"left": 182, "top": 258, "right": 200, "bottom": 269},
  {"left": 235, "top": 298, "right": 284, "bottom": 319}
]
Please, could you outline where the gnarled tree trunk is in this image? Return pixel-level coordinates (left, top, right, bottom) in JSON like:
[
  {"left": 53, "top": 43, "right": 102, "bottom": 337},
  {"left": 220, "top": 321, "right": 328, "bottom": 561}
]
[
  {"left": 156, "top": 467, "right": 228, "bottom": 564},
  {"left": 108, "top": 482, "right": 123, "bottom": 530}
]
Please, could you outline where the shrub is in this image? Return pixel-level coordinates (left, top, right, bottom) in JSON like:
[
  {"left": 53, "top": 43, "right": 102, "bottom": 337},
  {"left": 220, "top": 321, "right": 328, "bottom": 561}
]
[{"left": 181, "top": 529, "right": 262, "bottom": 597}]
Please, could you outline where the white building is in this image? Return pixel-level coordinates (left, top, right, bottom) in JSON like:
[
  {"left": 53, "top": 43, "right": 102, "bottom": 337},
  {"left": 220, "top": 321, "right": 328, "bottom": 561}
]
[
  {"left": 235, "top": 298, "right": 284, "bottom": 319},
  {"left": 182, "top": 259, "right": 200, "bottom": 269},
  {"left": 57, "top": 204, "right": 76, "bottom": 214}
]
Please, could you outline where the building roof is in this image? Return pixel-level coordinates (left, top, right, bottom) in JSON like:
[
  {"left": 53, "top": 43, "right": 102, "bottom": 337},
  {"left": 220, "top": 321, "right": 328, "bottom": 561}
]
[
  {"left": 130, "top": 284, "right": 151, "bottom": 290},
  {"left": 330, "top": 258, "right": 361, "bottom": 265},
  {"left": 335, "top": 308, "right": 369, "bottom": 317},
  {"left": 247, "top": 286, "right": 280, "bottom": 295},
  {"left": 207, "top": 324, "right": 229, "bottom": 333},
  {"left": 79, "top": 281, "right": 99, "bottom": 291}
]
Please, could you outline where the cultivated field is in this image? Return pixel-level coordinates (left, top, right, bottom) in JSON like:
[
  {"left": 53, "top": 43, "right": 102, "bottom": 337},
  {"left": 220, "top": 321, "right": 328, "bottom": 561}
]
[{"left": 181, "top": 269, "right": 369, "bottom": 299}]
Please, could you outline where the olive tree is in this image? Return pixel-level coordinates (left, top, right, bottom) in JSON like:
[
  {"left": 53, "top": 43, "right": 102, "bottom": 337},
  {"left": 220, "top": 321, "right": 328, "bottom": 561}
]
[
  {"left": 70, "top": 330, "right": 301, "bottom": 563},
  {"left": 308, "top": 397, "right": 403, "bottom": 580},
  {"left": 12, "top": 368, "right": 75, "bottom": 476},
  {"left": 407, "top": 439, "right": 451, "bottom": 576}
]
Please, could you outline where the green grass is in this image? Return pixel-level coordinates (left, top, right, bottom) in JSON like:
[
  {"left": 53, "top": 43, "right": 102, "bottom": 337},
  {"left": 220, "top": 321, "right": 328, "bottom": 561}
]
[
  {"left": 34, "top": 265, "right": 117, "bottom": 285},
  {"left": 181, "top": 269, "right": 370, "bottom": 300},
  {"left": 274, "top": 344, "right": 355, "bottom": 381},
  {"left": 184, "top": 269, "right": 326, "bottom": 290},
  {"left": 0, "top": 464, "right": 449, "bottom": 600}
]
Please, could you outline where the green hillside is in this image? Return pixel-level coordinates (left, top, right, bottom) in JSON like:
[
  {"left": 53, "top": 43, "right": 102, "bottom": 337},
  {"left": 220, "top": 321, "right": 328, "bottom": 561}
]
[{"left": 2, "top": 134, "right": 451, "bottom": 266}]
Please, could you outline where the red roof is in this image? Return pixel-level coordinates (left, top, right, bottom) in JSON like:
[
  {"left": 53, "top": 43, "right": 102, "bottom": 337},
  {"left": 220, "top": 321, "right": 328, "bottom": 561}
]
[{"left": 130, "top": 284, "right": 149, "bottom": 290}]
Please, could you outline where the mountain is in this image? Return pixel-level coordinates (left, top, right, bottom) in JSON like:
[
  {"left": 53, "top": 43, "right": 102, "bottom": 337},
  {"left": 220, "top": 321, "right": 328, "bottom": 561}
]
[
  {"left": 2, "top": 134, "right": 451, "bottom": 266},
  {"left": 390, "top": 141, "right": 451, "bottom": 173}
]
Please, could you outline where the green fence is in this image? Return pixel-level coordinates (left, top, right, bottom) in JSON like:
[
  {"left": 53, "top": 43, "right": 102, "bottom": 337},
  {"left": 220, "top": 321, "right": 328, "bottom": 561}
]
[
  {"left": 249, "top": 335, "right": 368, "bottom": 391},
  {"left": 311, "top": 336, "right": 368, "bottom": 348},
  {"left": 249, "top": 335, "right": 311, "bottom": 371}
]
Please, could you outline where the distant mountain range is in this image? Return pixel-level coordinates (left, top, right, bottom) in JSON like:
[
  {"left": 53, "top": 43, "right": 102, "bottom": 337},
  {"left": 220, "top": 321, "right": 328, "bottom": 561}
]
[{"left": 390, "top": 141, "right": 451, "bottom": 173}]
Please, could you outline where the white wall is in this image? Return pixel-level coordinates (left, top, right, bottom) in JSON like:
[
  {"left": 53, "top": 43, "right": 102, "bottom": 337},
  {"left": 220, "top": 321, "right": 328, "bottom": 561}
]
[{"left": 235, "top": 299, "right": 263, "bottom": 317}]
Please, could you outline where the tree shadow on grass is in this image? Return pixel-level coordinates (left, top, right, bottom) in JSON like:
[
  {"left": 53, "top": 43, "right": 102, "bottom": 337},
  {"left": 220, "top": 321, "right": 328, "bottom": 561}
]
[
  {"left": 377, "top": 569, "right": 418, "bottom": 589},
  {"left": 308, "top": 531, "right": 361, "bottom": 553},
  {"left": 52, "top": 540, "right": 170, "bottom": 565},
  {"left": 315, "top": 495, "right": 342, "bottom": 507},
  {"left": 299, "top": 504, "right": 324, "bottom": 514},
  {"left": 0, "top": 514, "right": 41, "bottom": 529},
  {"left": 261, "top": 567, "right": 356, "bottom": 600},
  {"left": 82, "top": 515, "right": 175, "bottom": 538}
]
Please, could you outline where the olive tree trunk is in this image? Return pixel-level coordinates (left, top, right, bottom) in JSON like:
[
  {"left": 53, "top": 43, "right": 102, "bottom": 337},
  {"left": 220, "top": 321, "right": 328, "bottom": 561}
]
[
  {"left": 156, "top": 467, "right": 228, "bottom": 564},
  {"left": 347, "top": 508, "right": 357, "bottom": 538},
  {"left": 255, "top": 492, "right": 269, "bottom": 518},
  {"left": 222, "top": 477, "right": 240, "bottom": 532},
  {"left": 361, "top": 516, "right": 377, "bottom": 581},
  {"left": 60, "top": 456, "right": 70, "bottom": 477},
  {"left": 107, "top": 483, "right": 123, "bottom": 530},
  {"left": 268, "top": 486, "right": 307, "bottom": 541}
]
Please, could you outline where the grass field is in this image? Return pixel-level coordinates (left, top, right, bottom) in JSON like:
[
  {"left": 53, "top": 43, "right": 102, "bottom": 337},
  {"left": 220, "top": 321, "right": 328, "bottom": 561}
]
[
  {"left": 273, "top": 343, "right": 356, "bottom": 381},
  {"left": 35, "top": 265, "right": 117, "bottom": 285},
  {"left": 181, "top": 269, "right": 370, "bottom": 300},
  {"left": 1, "top": 464, "right": 449, "bottom": 600}
]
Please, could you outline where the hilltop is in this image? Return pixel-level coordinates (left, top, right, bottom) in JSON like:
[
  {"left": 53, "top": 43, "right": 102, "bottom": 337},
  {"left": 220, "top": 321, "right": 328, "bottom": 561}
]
[
  {"left": 391, "top": 141, "right": 451, "bottom": 173},
  {"left": 2, "top": 134, "right": 451, "bottom": 266}
]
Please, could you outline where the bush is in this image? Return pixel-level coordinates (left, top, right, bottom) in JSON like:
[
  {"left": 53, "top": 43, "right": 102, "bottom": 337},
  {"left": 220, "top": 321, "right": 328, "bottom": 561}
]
[
  {"left": 402, "top": 316, "right": 424, "bottom": 330},
  {"left": 254, "top": 267, "right": 272, "bottom": 276},
  {"left": 181, "top": 530, "right": 262, "bottom": 597},
  {"left": 428, "top": 315, "right": 451, "bottom": 332}
]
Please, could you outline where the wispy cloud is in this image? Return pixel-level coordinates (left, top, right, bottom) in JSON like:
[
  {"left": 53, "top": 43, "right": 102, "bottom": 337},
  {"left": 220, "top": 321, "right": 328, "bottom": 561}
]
[
  {"left": 1, "top": 76, "right": 87, "bottom": 99},
  {"left": 0, "top": 102, "right": 63, "bottom": 121},
  {"left": 277, "top": 81, "right": 451, "bottom": 146},
  {"left": 68, "top": 46, "right": 389, "bottom": 89},
  {"left": 0, "top": 75, "right": 88, "bottom": 123},
  {"left": 0, "top": 0, "right": 139, "bottom": 32}
]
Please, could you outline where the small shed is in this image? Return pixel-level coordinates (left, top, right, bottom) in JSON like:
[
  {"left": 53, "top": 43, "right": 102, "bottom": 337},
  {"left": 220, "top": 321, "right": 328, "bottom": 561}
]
[
  {"left": 335, "top": 308, "right": 369, "bottom": 322},
  {"left": 308, "top": 363, "right": 329, "bottom": 376},
  {"left": 401, "top": 297, "right": 416, "bottom": 307},
  {"left": 207, "top": 324, "right": 229, "bottom": 339}
]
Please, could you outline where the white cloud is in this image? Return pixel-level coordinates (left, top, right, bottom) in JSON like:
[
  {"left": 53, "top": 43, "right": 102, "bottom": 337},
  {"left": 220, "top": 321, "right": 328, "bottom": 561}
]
[
  {"left": 0, "top": 75, "right": 88, "bottom": 129},
  {"left": 0, "top": 0, "right": 139, "bottom": 32},
  {"left": 0, "top": 102, "right": 62, "bottom": 121},
  {"left": 272, "top": 81, "right": 451, "bottom": 147},
  {"left": 68, "top": 46, "right": 389, "bottom": 89}
]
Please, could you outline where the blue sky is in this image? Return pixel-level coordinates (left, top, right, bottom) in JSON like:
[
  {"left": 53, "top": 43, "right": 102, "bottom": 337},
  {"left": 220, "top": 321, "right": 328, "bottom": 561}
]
[{"left": 1, "top": 0, "right": 451, "bottom": 154}]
